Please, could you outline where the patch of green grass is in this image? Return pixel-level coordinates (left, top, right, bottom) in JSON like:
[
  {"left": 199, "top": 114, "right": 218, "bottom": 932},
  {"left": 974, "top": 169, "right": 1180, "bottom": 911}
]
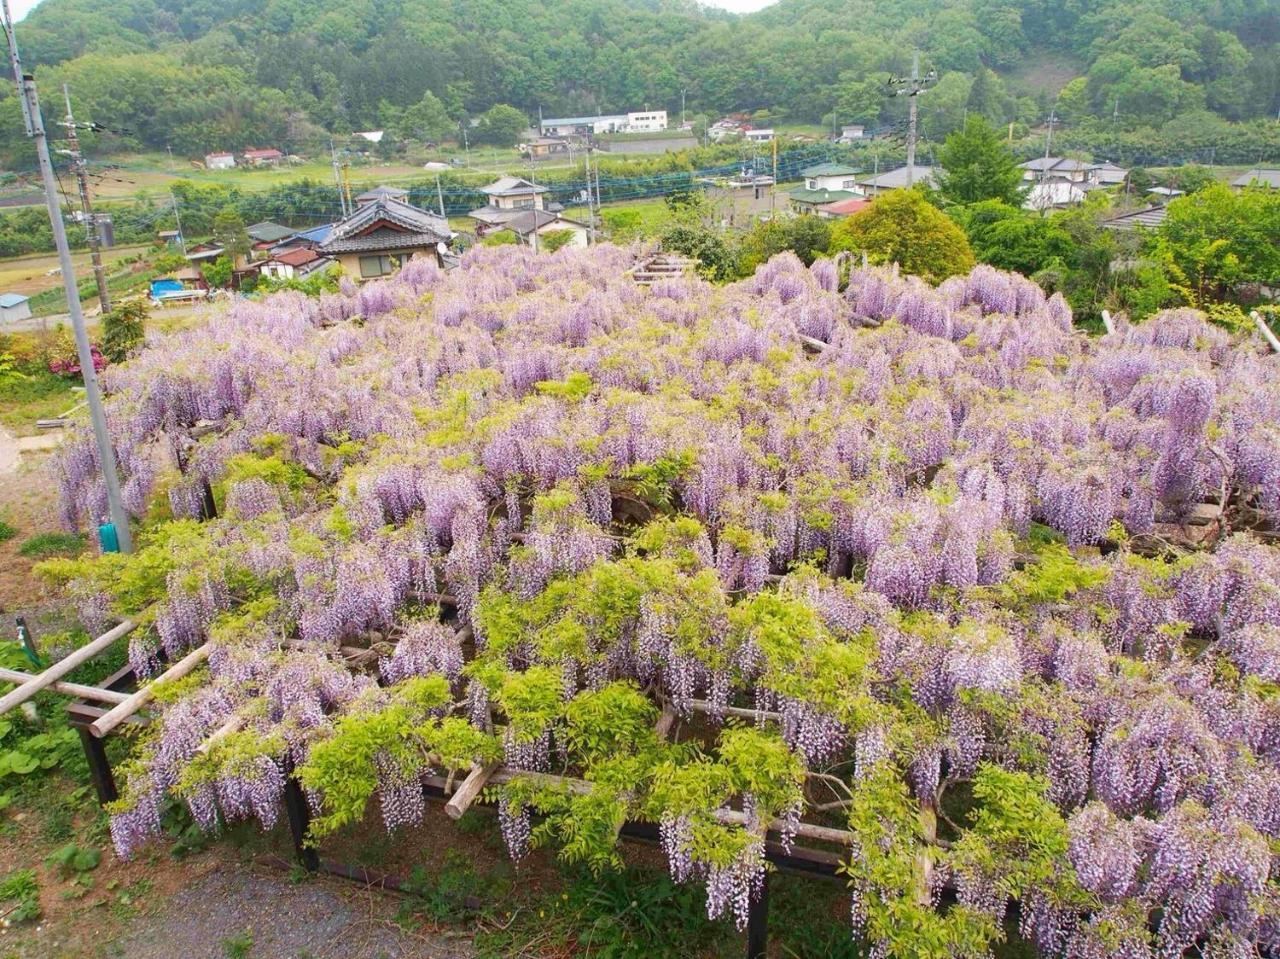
[
  {"left": 0, "top": 518, "right": 15, "bottom": 542},
  {"left": 0, "top": 368, "right": 78, "bottom": 435},
  {"left": 475, "top": 865, "right": 734, "bottom": 959},
  {"left": 398, "top": 849, "right": 504, "bottom": 926},
  {"left": 18, "top": 531, "right": 87, "bottom": 558},
  {"left": 0, "top": 867, "right": 40, "bottom": 923},
  {"left": 221, "top": 931, "right": 254, "bottom": 959}
]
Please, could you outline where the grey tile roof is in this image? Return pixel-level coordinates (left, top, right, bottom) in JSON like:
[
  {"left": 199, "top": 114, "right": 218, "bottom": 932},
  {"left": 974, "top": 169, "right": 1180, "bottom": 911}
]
[
  {"left": 481, "top": 176, "right": 549, "bottom": 197},
  {"left": 467, "top": 206, "right": 523, "bottom": 226},
  {"left": 1102, "top": 206, "right": 1168, "bottom": 231},
  {"left": 318, "top": 197, "right": 450, "bottom": 255},
  {"left": 355, "top": 185, "right": 410, "bottom": 202},
  {"left": 247, "top": 221, "right": 296, "bottom": 243},
  {"left": 506, "top": 210, "right": 587, "bottom": 236},
  {"left": 858, "top": 165, "right": 937, "bottom": 189}
]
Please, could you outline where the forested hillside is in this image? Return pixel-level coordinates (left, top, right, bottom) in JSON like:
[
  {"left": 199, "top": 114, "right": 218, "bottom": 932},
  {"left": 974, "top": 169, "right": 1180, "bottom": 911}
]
[{"left": 2, "top": 0, "right": 1279, "bottom": 160}]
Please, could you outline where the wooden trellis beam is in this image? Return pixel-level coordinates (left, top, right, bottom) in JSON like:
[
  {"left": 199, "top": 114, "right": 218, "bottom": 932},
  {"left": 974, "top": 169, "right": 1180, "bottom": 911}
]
[
  {"left": 89, "top": 643, "right": 210, "bottom": 738},
  {"left": 0, "top": 619, "right": 137, "bottom": 717}
]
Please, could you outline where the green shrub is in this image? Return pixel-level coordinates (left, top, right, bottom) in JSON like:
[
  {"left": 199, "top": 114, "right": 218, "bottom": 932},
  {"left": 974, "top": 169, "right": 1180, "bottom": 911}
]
[
  {"left": 100, "top": 300, "right": 148, "bottom": 364},
  {"left": 0, "top": 519, "right": 15, "bottom": 543}
]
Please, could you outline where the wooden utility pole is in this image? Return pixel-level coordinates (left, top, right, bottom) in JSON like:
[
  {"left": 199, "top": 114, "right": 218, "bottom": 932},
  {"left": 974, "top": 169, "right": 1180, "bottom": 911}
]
[{"left": 60, "top": 85, "right": 110, "bottom": 313}]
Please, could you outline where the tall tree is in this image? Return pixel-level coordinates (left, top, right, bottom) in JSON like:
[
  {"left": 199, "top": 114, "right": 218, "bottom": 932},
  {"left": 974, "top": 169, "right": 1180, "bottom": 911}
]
[
  {"left": 211, "top": 206, "right": 251, "bottom": 261},
  {"left": 935, "top": 116, "right": 1026, "bottom": 207},
  {"left": 473, "top": 104, "right": 529, "bottom": 147},
  {"left": 828, "top": 189, "right": 976, "bottom": 283}
]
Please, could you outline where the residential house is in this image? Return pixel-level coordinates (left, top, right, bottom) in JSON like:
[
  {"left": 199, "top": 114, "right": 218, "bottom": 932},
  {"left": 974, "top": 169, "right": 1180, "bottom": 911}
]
[
  {"left": 708, "top": 119, "right": 742, "bottom": 142},
  {"left": 743, "top": 128, "right": 775, "bottom": 143},
  {"left": 317, "top": 195, "right": 452, "bottom": 280},
  {"left": 523, "top": 137, "right": 571, "bottom": 160},
  {"left": 1025, "top": 178, "right": 1087, "bottom": 211},
  {"left": 800, "top": 163, "right": 863, "bottom": 193},
  {"left": 507, "top": 210, "right": 590, "bottom": 249},
  {"left": 204, "top": 152, "right": 236, "bottom": 171},
  {"left": 242, "top": 148, "right": 284, "bottom": 167},
  {"left": 1102, "top": 206, "right": 1168, "bottom": 232},
  {"left": 857, "top": 165, "right": 938, "bottom": 196},
  {"left": 0, "top": 293, "right": 31, "bottom": 325},
  {"left": 269, "top": 223, "right": 335, "bottom": 256},
  {"left": 260, "top": 248, "right": 334, "bottom": 282},
  {"left": 1089, "top": 163, "right": 1129, "bottom": 186},
  {"left": 816, "top": 197, "right": 872, "bottom": 219},
  {"left": 1018, "top": 157, "right": 1093, "bottom": 183},
  {"left": 355, "top": 185, "right": 410, "bottom": 207},
  {"left": 1231, "top": 169, "right": 1280, "bottom": 190},
  {"left": 247, "top": 221, "right": 296, "bottom": 253},
  {"left": 467, "top": 176, "right": 550, "bottom": 235},
  {"left": 789, "top": 187, "right": 860, "bottom": 215}
]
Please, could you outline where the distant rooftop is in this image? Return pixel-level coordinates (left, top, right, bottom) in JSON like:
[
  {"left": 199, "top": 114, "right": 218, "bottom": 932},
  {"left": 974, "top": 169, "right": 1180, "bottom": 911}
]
[
  {"left": 1232, "top": 169, "right": 1280, "bottom": 188},
  {"left": 859, "top": 165, "right": 937, "bottom": 189},
  {"left": 801, "top": 162, "right": 861, "bottom": 177}
]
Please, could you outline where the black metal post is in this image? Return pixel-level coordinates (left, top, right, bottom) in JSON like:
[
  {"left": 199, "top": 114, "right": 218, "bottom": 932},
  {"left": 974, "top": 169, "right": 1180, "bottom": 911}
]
[
  {"left": 284, "top": 773, "right": 319, "bottom": 872},
  {"left": 746, "top": 870, "right": 769, "bottom": 959},
  {"left": 199, "top": 478, "right": 218, "bottom": 521},
  {"left": 78, "top": 727, "right": 117, "bottom": 804}
]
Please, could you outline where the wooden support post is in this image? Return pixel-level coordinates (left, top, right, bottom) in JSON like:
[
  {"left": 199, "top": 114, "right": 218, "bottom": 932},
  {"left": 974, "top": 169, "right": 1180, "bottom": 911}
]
[
  {"left": 746, "top": 869, "right": 769, "bottom": 959},
  {"left": 283, "top": 771, "right": 319, "bottom": 872},
  {"left": 0, "top": 619, "right": 136, "bottom": 717},
  {"left": 89, "top": 644, "right": 210, "bottom": 738},
  {"left": 78, "top": 726, "right": 118, "bottom": 805},
  {"left": 0, "top": 667, "right": 129, "bottom": 704},
  {"left": 445, "top": 760, "right": 501, "bottom": 820}
]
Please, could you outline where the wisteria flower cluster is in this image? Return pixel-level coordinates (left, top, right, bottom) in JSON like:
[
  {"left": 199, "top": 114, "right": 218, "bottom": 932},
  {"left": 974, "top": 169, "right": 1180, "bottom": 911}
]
[{"left": 42, "top": 242, "right": 1280, "bottom": 956}]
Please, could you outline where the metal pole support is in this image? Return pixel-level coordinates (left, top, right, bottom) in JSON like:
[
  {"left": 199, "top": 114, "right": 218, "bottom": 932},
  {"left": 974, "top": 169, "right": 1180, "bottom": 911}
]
[
  {"left": 284, "top": 773, "right": 319, "bottom": 872},
  {"left": 746, "top": 870, "right": 769, "bottom": 959},
  {"left": 78, "top": 726, "right": 117, "bottom": 805}
]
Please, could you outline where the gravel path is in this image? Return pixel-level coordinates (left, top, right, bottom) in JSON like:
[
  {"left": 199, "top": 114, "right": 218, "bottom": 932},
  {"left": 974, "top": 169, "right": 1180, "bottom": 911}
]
[
  {"left": 0, "top": 424, "right": 20, "bottom": 475},
  {"left": 105, "top": 866, "right": 475, "bottom": 959}
]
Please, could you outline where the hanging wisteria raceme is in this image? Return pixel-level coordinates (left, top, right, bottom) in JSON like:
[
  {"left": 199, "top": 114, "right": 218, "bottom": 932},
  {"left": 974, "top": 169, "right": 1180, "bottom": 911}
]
[{"left": 42, "top": 242, "right": 1280, "bottom": 956}]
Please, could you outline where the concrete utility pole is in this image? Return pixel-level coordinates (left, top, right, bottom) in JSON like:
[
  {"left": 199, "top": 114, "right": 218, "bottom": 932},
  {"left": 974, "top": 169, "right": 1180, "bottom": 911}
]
[
  {"left": 892, "top": 51, "right": 936, "bottom": 186},
  {"left": 1041, "top": 106, "right": 1058, "bottom": 182},
  {"left": 330, "top": 139, "right": 348, "bottom": 218},
  {"left": 2, "top": 0, "right": 132, "bottom": 553},
  {"left": 436, "top": 174, "right": 446, "bottom": 218},
  {"left": 60, "top": 85, "right": 110, "bottom": 313}
]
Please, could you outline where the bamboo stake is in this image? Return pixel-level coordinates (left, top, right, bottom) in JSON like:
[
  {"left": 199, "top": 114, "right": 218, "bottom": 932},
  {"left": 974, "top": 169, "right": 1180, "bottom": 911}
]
[
  {"left": 89, "top": 644, "right": 210, "bottom": 738},
  {"left": 445, "top": 760, "right": 501, "bottom": 820},
  {"left": 1101, "top": 309, "right": 1116, "bottom": 336},
  {"left": 0, "top": 619, "right": 136, "bottom": 717},
  {"left": 0, "top": 667, "right": 129, "bottom": 705},
  {"left": 1252, "top": 311, "right": 1280, "bottom": 354}
]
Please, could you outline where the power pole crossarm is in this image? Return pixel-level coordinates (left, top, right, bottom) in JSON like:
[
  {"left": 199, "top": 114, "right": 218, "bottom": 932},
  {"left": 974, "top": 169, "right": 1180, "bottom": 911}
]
[{"left": 2, "top": 0, "right": 132, "bottom": 552}]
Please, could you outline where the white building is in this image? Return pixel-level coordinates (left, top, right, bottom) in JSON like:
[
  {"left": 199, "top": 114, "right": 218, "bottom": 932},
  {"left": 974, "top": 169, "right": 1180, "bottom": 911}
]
[
  {"left": 801, "top": 163, "right": 863, "bottom": 193},
  {"left": 540, "top": 115, "right": 628, "bottom": 137},
  {"left": 838, "top": 124, "right": 865, "bottom": 141},
  {"left": 743, "top": 128, "right": 775, "bottom": 143},
  {"left": 541, "top": 110, "right": 668, "bottom": 137},
  {"left": 1025, "top": 178, "right": 1087, "bottom": 211},
  {"left": 0, "top": 293, "right": 30, "bottom": 325},
  {"left": 625, "top": 110, "right": 667, "bottom": 133},
  {"left": 204, "top": 152, "right": 235, "bottom": 170}
]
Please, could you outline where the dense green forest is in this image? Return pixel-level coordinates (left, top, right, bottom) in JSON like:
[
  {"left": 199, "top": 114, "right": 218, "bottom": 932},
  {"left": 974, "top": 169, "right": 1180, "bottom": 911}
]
[{"left": 1, "top": 0, "right": 1277, "bottom": 165}]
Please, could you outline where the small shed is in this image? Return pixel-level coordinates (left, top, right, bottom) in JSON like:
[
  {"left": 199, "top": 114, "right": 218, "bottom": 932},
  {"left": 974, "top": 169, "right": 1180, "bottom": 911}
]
[
  {"left": 205, "top": 152, "right": 236, "bottom": 170},
  {"left": 0, "top": 293, "right": 31, "bottom": 324}
]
